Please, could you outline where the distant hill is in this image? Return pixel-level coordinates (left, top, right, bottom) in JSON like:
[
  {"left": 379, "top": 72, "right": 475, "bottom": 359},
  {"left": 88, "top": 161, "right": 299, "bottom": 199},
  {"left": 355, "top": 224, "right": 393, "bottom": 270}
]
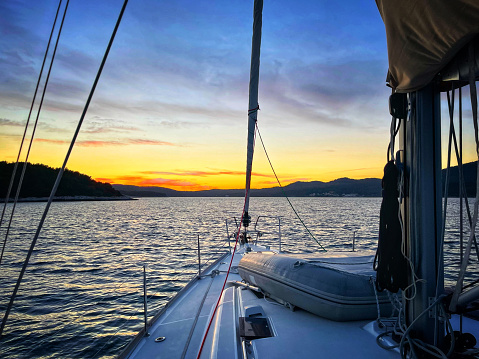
[
  {"left": 0, "top": 162, "right": 123, "bottom": 198},
  {"left": 442, "top": 161, "right": 477, "bottom": 197},
  {"left": 114, "top": 185, "right": 167, "bottom": 197},
  {"left": 3, "top": 160, "right": 474, "bottom": 200},
  {"left": 113, "top": 178, "right": 382, "bottom": 197},
  {"left": 114, "top": 161, "right": 478, "bottom": 198}
]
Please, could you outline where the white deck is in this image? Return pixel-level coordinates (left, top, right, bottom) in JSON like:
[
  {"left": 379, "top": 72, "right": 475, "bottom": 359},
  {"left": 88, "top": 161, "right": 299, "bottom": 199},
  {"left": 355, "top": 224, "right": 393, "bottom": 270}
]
[{"left": 121, "top": 245, "right": 478, "bottom": 359}]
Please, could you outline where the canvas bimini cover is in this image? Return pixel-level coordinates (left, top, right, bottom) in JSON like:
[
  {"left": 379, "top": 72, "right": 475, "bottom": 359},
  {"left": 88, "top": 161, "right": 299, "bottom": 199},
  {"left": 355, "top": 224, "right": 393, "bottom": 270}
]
[{"left": 375, "top": 0, "right": 479, "bottom": 92}]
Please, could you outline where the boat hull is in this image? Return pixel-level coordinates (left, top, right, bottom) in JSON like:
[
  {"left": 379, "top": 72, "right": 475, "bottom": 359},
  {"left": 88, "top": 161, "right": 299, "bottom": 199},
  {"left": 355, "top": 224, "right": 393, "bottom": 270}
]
[{"left": 238, "top": 251, "right": 393, "bottom": 321}]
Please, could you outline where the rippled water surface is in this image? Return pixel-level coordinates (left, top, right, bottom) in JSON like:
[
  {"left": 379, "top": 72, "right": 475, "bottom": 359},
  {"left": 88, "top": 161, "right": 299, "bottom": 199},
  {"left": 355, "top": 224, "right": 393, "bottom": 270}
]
[{"left": 0, "top": 197, "right": 477, "bottom": 358}]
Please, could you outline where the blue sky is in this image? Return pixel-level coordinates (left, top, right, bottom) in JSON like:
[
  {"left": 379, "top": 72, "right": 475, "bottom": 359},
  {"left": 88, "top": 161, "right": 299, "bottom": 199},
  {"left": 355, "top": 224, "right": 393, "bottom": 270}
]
[{"left": 0, "top": 0, "right": 398, "bottom": 190}]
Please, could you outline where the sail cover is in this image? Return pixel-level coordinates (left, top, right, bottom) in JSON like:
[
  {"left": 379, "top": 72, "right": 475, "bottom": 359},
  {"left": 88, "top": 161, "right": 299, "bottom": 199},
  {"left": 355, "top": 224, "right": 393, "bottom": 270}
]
[{"left": 375, "top": 0, "right": 479, "bottom": 92}]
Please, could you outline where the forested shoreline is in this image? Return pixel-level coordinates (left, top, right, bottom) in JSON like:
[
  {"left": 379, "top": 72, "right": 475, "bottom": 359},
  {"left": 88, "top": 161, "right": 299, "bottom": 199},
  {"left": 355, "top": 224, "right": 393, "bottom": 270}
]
[{"left": 0, "top": 162, "right": 122, "bottom": 198}]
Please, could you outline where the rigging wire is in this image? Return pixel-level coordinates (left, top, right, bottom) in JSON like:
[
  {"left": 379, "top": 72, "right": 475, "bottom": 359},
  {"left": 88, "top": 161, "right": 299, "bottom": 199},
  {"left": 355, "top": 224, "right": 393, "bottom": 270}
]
[
  {"left": 0, "top": 0, "right": 129, "bottom": 337},
  {"left": 459, "top": 86, "right": 464, "bottom": 264},
  {"left": 255, "top": 122, "right": 327, "bottom": 251},
  {"left": 0, "top": 0, "right": 64, "bottom": 267},
  {"left": 470, "top": 44, "right": 479, "bottom": 157},
  {"left": 450, "top": 52, "right": 479, "bottom": 311},
  {"left": 459, "top": 83, "right": 464, "bottom": 345},
  {"left": 446, "top": 97, "right": 479, "bottom": 261},
  {"left": 433, "top": 87, "right": 455, "bottom": 344}
]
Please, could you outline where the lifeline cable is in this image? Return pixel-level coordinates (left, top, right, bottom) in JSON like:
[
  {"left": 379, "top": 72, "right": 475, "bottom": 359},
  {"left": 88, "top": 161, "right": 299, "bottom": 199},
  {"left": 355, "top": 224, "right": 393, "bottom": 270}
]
[
  {"left": 0, "top": 0, "right": 129, "bottom": 337},
  {"left": 0, "top": 0, "right": 64, "bottom": 267},
  {"left": 255, "top": 122, "right": 326, "bottom": 251}
]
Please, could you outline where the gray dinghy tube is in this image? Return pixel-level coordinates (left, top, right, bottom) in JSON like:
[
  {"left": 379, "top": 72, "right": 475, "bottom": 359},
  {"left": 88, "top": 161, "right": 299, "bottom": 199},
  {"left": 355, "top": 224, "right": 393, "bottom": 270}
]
[{"left": 238, "top": 251, "right": 393, "bottom": 321}]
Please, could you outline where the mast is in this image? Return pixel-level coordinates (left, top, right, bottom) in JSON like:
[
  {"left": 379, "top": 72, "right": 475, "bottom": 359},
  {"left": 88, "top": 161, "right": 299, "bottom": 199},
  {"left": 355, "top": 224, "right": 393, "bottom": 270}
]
[
  {"left": 399, "top": 84, "right": 444, "bottom": 346},
  {"left": 244, "top": 0, "right": 263, "bottom": 229}
]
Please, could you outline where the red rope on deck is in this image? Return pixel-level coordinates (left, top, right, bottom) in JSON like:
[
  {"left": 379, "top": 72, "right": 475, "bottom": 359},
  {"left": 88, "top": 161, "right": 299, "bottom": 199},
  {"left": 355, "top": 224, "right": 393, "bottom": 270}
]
[{"left": 196, "top": 129, "right": 257, "bottom": 359}]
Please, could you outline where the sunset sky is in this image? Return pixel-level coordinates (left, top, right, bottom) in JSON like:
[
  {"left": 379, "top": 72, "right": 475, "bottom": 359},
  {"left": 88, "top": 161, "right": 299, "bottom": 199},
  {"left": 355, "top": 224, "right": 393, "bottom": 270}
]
[{"left": 1, "top": 0, "right": 474, "bottom": 191}]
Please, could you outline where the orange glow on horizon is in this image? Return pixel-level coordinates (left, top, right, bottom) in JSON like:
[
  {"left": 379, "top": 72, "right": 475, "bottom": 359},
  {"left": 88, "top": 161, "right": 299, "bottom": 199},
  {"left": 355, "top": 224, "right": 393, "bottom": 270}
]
[
  {"left": 1, "top": 131, "right": 387, "bottom": 192},
  {"left": 94, "top": 166, "right": 384, "bottom": 192},
  {"left": 95, "top": 175, "right": 213, "bottom": 191}
]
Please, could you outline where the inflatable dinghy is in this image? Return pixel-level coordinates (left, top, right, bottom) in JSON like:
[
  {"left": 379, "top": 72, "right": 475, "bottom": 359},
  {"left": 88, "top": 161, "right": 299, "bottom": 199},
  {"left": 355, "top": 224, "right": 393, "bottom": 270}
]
[{"left": 238, "top": 251, "right": 393, "bottom": 321}]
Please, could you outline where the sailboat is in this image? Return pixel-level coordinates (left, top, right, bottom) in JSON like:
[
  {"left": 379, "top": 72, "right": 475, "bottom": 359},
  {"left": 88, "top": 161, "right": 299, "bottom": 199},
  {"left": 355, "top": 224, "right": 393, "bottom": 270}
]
[
  {"left": 118, "top": 0, "right": 479, "bottom": 358},
  {"left": 1, "top": 0, "right": 479, "bottom": 358}
]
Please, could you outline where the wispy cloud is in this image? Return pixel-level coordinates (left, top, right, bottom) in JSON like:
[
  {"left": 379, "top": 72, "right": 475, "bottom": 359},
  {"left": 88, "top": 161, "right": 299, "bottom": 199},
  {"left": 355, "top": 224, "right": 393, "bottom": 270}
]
[
  {"left": 141, "top": 169, "right": 274, "bottom": 178},
  {"left": 84, "top": 117, "right": 139, "bottom": 133},
  {"left": 34, "top": 137, "right": 177, "bottom": 147},
  {"left": 139, "top": 178, "right": 211, "bottom": 190},
  {"left": 0, "top": 118, "right": 71, "bottom": 134},
  {"left": 0, "top": 118, "right": 24, "bottom": 127},
  {"left": 97, "top": 175, "right": 212, "bottom": 191},
  {"left": 258, "top": 59, "right": 389, "bottom": 128},
  {"left": 80, "top": 138, "right": 176, "bottom": 147},
  {"left": 34, "top": 138, "right": 66, "bottom": 145},
  {"left": 157, "top": 120, "right": 200, "bottom": 129}
]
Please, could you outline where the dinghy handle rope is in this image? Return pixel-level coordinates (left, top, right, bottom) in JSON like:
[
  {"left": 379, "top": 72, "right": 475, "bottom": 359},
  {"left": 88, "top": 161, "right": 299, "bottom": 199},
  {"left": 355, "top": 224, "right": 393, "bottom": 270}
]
[
  {"left": 0, "top": 0, "right": 65, "bottom": 267},
  {"left": 0, "top": 0, "right": 129, "bottom": 337},
  {"left": 255, "top": 123, "right": 326, "bottom": 251}
]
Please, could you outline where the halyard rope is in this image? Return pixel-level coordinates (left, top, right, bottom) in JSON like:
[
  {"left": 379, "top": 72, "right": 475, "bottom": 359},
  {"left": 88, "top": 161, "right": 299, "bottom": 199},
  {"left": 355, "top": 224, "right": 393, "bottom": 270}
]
[{"left": 255, "top": 122, "right": 326, "bottom": 251}]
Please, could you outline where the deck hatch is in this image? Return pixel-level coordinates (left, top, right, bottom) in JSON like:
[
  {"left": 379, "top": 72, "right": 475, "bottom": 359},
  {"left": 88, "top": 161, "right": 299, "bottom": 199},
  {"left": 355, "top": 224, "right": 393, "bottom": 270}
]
[{"left": 239, "top": 317, "right": 273, "bottom": 340}]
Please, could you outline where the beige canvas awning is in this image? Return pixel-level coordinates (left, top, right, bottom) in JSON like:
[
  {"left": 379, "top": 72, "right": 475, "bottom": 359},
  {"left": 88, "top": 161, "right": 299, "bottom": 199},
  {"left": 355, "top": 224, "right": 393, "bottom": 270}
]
[{"left": 375, "top": 0, "right": 479, "bottom": 92}]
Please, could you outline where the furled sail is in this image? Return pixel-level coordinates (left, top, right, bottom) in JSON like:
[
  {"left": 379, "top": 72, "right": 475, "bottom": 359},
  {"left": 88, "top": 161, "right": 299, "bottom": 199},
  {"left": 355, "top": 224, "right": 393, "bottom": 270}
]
[{"left": 244, "top": 0, "right": 263, "bottom": 225}]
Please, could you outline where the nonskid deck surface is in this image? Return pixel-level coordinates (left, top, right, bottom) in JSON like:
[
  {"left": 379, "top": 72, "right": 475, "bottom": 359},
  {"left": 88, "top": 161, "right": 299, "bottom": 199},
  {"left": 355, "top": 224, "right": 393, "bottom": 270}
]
[
  {"left": 124, "top": 251, "right": 236, "bottom": 359},
  {"left": 123, "top": 246, "right": 476, "bottom": 359}
]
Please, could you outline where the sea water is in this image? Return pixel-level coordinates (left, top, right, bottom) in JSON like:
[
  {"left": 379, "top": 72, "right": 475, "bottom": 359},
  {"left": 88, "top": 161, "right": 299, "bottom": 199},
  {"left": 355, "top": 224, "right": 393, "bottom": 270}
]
[{"left": 0, "top": 197, "right": 475, "bottom": 358}]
